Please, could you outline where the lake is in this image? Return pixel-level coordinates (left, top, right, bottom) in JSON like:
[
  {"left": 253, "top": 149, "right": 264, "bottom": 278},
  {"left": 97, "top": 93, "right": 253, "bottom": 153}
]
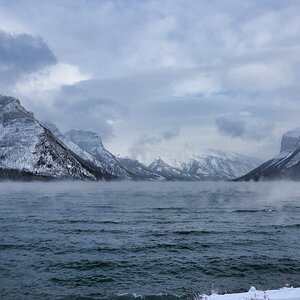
[{"left": 0, "top": 181, "right": 299, "bottom": 299}]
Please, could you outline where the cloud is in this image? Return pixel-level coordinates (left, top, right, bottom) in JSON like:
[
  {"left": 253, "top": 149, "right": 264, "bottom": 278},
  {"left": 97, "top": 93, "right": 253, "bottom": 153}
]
[
  {"left": 0, "top": 31, "right": 56, "bottom": 87},
  {"left": 216, "top": 112, "right": 274, "bottom": 141},
  {"left": 172, "top": 74, "right": 221, "bottom": 97},
  {"left": 129, "top": 135, "right": 161, "bottom": 159},
  {"left": 161, "top": 128, "right": 180, "bottom": 140},
  {"left": 15, "top": 63, "right": 90, "bottom": 93},
  {"left": 1, "top": 1, "right": 300, "bottom": 159},
  {"left": 225, "top": 62, "right": 295, "bottom": 92},
  {"left": 215, "top": 115, "right": 246, "bottom": 138},
  {"left": 48, "top": 81, "right": 128, "bottom": 141},
  {"left": 129, "top": 128, "right": 180, "bottom": 158}
]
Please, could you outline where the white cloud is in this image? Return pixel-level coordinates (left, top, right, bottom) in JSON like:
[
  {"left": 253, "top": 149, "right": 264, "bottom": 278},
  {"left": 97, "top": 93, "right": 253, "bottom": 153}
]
[
  {"left": 15, "top": 63, "right": 91, "bottom": 94},
  {"left": 226, "top": 63, "right": 294, "bottom": 92},
  {"left": 172, "top": 74, "right": 221, "bottom": 97},
  {"left": 0, "top": 11, "right": 27, "bottom": 34}
]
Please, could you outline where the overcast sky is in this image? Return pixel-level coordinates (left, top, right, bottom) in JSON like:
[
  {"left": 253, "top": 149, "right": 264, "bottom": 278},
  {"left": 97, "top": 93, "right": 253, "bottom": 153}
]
[{"left": 0, "top": 0, "right": 300, "bottom": 161}]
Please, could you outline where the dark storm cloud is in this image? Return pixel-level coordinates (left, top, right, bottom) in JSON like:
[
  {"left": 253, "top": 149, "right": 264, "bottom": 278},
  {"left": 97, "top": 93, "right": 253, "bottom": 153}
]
[{"left": 0, "top": 31, "right": 56, "bottom": 86}]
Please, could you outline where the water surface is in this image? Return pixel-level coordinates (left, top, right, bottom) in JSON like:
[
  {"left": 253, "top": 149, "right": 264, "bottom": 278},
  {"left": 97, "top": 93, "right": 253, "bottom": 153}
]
[{"left": 0, "top": 181, "right": 299, "bottom": 299}]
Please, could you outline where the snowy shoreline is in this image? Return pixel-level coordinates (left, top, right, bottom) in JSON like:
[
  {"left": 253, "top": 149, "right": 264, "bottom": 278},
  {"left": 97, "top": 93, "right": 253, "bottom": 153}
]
[{"left": 197, "top": 287, "right": 300, "bottom": 300}]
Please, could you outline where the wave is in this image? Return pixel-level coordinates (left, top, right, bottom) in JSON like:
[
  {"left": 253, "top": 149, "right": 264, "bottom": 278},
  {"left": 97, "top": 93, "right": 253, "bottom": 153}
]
[
  {"left": 47, "top": 219, "right": 122, "bottom": 224},
  {"left": 112, "top": 293, "right": 188, "bottom": 300},
  {"left": 233, "top": 208, "right": 275, "bottom": 213},
  {"left": 264, "top": 224, "right": 300, "bottom": 229},
  {"left": 51, "top": 275, "right": 114, "bottom": 286},
  {"left": 173, "top": 229, "right": 216, "bottom": 235}
]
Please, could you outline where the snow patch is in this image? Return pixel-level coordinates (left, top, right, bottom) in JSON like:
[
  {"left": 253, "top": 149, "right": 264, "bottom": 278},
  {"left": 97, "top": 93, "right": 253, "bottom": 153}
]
[{"left": 196, "top": 287, "right": 300, "bottom": 300}]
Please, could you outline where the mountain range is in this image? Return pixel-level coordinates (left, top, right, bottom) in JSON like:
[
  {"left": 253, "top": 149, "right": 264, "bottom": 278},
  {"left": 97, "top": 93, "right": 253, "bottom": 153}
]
[{"left": 0, "top": 95, "right": 261, "bottom": 181}]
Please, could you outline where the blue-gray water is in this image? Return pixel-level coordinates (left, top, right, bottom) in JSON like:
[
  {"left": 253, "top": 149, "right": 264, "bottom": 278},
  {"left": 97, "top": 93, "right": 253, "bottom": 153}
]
[{"left": 0, "top": 182, "right": 299, "bottom": 300}]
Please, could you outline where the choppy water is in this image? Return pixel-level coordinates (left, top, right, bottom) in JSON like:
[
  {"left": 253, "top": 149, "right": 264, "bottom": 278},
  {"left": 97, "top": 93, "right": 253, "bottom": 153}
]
[{"left": 0, "top": 181, "right": 299, "bottom": 300}]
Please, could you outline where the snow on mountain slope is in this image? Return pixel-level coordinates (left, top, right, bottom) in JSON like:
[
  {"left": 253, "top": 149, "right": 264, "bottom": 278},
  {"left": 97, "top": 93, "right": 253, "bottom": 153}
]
[
  {"left": 42, "top": 121, "right": 122, "bottom": 177},
  {"left": 148, "top": 158, "right": 197, "bottom": 181},
  {"left": 238, "top": 128, "right": 300, "bottom": 181},
  {"left": 64, "top": 129, "right": 131, "bottom": 178},
  {"left": 118, "top": 157, "right": 165, "bottom": 180},
  {"left": 0, "top": 94, "right": 261, "bottom": 182},
  {"left": 0, "top": 96, "right": 111, "bottom": 180},
  {"left": 180, "top": 150, "right": 260, "bottom": 179},
  {"left": 144, "top": 150, "right": 260, "bottom": 180},
  {"left": 237, "top": 147, "right": 300, "bottom": 181}
]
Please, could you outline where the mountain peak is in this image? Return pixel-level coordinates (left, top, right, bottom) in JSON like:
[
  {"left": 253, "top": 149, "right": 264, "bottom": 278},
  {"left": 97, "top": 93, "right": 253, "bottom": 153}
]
[
  {"left": 65, "top": 129, "right": 104, "bottom": 150},
  {"left": 148, "top": 157, "right": 190, "bottom": 180},
  {"left": 0, "top": 95, "right": 20, "bottom": 106},
  {"left": 41, "top": 121, "right": 65, "bottom": 140},
  {"left": 0, "top": 97, "right": 114, "bottom": 180},
  {"left": 65, "top": 129, "right": 130, "bottom": 178},
  {"left": 280, "top": 127, "right": 300, "bottom": 153},
  {"left": 0, "top": 95, "right": 34, "bottom": 119},
  {"left": 151, "top": 157, "right": 164, "bottom": 165},
  {"left": 238, "top": 126, "right": 300, "bottom": 181}
]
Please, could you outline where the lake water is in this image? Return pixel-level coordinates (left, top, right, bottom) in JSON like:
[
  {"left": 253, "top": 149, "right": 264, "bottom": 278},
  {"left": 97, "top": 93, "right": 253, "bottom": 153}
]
[{"left": 0, "top": 181, "right": 299, "bottom": 300}]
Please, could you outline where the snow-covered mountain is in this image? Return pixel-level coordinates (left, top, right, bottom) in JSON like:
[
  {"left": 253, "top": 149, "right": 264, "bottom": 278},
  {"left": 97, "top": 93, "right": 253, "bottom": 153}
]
[
  {"left": 64, "top": 130, "right": 131, "bottom": 179},
  {"left": 0, "top": 94, "right": 261, "bottom": 182},
  {"left": 148, "top": 158, "right": 195, "bottom": 180},
  {"left": 42, "top": 123, "right": 131, "bottom": 179},
  {"left": 179, "top": 150, "right": 260, "bottom": 179},
  {"left": 0, "top": 96, "right": 114, "bottom": 180},
  {"left": 238, "top": 128, "right": 300, "bottom": 181},
  {"left": 117, "top": 157, "right": 164, "bottom": 180},
  {"left": 144, "top": 150, "right": 260, "bottom": 180}
]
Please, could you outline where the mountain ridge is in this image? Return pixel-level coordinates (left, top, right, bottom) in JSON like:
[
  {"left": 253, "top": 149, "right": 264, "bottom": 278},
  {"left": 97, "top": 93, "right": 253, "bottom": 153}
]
[
  {"left": 0, "top": 94, "right": 262, "bottom": 181},
  {"left": 0, "top": 95, "right": 115, "bottom": 181}
]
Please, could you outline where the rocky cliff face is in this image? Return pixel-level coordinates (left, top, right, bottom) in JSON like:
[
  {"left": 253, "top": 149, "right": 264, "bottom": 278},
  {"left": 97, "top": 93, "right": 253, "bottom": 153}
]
[
  {"left": 280, "top": 128, "right": 300, "bottom": 153},
  {"left": 0, "top": 96, "right": 113, "bottom": 180}
]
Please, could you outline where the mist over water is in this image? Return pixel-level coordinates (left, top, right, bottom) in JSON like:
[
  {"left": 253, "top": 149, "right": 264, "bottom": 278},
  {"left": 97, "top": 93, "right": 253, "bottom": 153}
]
[{"left": 0, "top": 181, "right": 299, "bottom": 300}]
